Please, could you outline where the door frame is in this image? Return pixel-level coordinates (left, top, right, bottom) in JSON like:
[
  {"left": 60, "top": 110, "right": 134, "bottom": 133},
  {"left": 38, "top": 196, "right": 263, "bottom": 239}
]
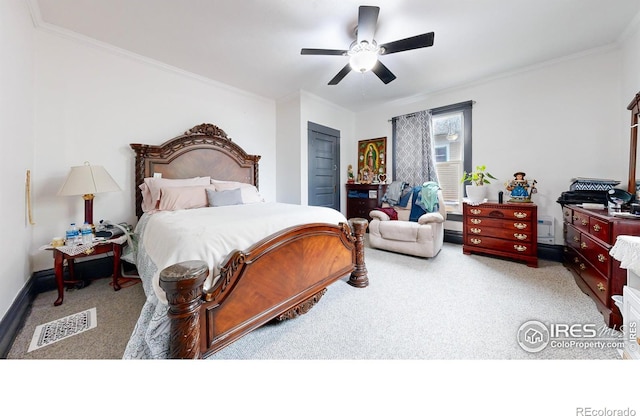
[{"left": 307, "top": 121, "right": 340, "bottom": 210}]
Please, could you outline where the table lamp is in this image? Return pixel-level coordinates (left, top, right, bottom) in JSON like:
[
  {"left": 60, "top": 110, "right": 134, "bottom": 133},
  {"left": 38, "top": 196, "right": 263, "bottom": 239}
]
[{"left": 57, "top": 162, "right": 121, "bottom": 226}]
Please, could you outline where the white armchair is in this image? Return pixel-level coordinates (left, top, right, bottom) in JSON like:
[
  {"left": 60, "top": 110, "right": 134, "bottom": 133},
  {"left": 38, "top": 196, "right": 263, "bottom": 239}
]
[{"left": 369, "top": 188, "right": 446, "bottom": 258}]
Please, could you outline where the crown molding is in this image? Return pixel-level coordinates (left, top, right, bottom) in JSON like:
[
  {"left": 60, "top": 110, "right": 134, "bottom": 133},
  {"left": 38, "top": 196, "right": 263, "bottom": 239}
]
[{"left": 25, "top": 0, "right": 273, "bottom": 105}]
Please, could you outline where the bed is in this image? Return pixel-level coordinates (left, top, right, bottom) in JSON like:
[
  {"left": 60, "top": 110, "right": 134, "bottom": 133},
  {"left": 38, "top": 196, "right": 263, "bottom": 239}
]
[{"left": 124, "top": 123, "right": 368, "bottom": 359}]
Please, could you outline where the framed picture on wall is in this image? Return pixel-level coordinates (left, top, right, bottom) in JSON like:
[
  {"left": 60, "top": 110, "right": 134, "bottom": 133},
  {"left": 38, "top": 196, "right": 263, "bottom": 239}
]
[{"left": 358, "top": 137, "right": 386, "bottom": 183}]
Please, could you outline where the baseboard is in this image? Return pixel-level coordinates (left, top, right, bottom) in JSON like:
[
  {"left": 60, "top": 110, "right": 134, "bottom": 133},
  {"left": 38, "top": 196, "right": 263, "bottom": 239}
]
[
  {"left": 444, "top": 229, "right": 563, "bottom": 262},
  {"left": 0, "top": 276, "right": 37, "bottom": 358},
  {"left": 0, "top": 256, "right": 118, "bottom": 358}
]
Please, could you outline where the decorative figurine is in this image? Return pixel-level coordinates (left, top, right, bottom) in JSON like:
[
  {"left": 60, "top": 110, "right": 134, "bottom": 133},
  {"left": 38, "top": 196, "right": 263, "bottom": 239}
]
[
  {"left": 347, "top": 164, "right": 355, "bottom": 184},
  {"left": 505, "top": 171, "right": 537, "bottom": 202}
]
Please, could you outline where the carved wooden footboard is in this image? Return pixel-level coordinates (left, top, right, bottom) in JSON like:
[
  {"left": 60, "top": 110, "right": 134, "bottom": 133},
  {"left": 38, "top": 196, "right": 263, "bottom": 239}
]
[
  {"left": 131, "top": 123, "right": 369, "bottom": 359},
  {"left": 159, "top": 220, "right": 368, "bottom": 359}
]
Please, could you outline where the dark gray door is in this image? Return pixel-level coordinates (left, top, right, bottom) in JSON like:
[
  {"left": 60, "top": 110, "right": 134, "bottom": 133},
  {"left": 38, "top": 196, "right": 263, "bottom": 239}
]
[{"left": 308, "top": 122, "right": 340, "bottom": 210}]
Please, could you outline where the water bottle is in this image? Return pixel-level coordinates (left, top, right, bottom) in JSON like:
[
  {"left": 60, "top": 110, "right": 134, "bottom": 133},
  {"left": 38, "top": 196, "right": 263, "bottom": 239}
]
[
  {"left": 81, "top": 222, "right": 93, "bottom": 245},
  {"left": 66, "top": 223, "right": 79, "bottom": 246}
]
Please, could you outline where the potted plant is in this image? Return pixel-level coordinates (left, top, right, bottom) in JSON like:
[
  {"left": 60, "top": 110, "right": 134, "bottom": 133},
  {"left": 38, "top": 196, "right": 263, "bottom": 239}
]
[{"left": 461, "top": 165, "right": 497, "bottom": 203}]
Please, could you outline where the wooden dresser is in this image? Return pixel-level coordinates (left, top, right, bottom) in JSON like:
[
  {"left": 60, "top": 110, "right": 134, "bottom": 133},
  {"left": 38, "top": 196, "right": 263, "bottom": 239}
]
[
  {"left": 346, "top": 183, "right": 387, "bottom": 220},
  {"left": 462, "top": 201, "right": 538, "bottom": 267},
  {"left": 562, "top": 204, "right": 640, "bottom": 328}
]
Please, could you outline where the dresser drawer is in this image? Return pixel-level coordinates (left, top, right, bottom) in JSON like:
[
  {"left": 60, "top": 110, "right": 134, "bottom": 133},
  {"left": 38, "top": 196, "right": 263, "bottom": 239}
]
[
  {"left": 576, "top": 257, "right": 609, "bottom": 306},
  {"left": 465, "top": 235, "right": 534, "bottom": 256},
  {"left": 466, "top": 216, "right": 533, "bottom": 232},
  {"left": 563, "top": 206, "right": 573, "bottom": 223},
  {"left": 565, "top": 223, "right": 581, "bottom": 250},
  {"left": 466, "top": 205, "right": 533, "bottom": 221},
  {"left": 589, "top": 216, "right": 611, "bottom": 244},
  {"left": 579, "top": 233, "right": 611, "bottom": 277},
  {"left": 565, "top": 237, "right": 610, "bottom": 305},
  {"left": 570, "top": 210, "right": 611, "bottom": 244},
  {"left": 466, "top": 224, "right": 533, "bottom": 242}
]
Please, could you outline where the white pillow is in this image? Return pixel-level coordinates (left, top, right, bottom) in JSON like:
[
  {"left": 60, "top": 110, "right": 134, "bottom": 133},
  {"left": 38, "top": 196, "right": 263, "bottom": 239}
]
[{"left": 211, "top": 179, "right": 264, "bottom": 204}]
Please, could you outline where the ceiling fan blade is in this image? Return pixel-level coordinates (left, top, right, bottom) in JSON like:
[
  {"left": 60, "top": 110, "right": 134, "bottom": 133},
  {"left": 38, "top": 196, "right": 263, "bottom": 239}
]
[
  {"left": 379, "top": 32, "right": 435, "bottom": 55},
  {"left": 301, "top": 48, "right": 348, "bottom": 56},
  {"left": 357, "top": 5, "right": 379, "bottom": 43},
  {"left": 371, "top": 60, "right": 396, "bottom": 84},
  {"left": 328, "top": 64, "right": 352, "bottom": 85}
]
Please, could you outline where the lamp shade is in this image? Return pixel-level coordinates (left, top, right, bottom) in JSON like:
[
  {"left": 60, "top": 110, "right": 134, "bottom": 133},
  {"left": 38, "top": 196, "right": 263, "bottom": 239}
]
[{"left": 58, "top": 162, "right": 121, "bottom": 196}]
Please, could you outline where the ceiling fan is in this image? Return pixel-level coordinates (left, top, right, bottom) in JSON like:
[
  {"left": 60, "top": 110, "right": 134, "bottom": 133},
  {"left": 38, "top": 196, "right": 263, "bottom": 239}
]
[{"left": 301, "top": 5, "right": 435, "bottom": 85}]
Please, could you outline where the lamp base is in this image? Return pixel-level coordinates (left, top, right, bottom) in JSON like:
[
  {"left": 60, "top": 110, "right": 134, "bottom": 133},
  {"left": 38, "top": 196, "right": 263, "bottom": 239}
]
[{"left": 83, "top": 194, "right": 94, "bottom": 226}]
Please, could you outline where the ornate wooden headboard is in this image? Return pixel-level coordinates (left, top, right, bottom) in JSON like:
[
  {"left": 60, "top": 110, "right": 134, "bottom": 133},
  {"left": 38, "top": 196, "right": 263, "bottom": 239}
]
[{"left": 130, "top": 123, "right": 261, "bottom": 218}]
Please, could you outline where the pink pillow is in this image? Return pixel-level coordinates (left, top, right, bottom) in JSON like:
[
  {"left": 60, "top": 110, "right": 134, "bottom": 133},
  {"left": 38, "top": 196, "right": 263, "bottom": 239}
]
[
  {"left": 158, "top": 185, "right": 214, "bottom": 211},
  {"left": 140, "top": 176, "right": 211, "bottom": 212}
]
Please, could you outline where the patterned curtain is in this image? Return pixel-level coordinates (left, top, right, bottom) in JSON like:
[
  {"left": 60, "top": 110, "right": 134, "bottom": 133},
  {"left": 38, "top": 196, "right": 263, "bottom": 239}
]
[{"left": 392, "top": 110, "right": 439, "bottom": 185}]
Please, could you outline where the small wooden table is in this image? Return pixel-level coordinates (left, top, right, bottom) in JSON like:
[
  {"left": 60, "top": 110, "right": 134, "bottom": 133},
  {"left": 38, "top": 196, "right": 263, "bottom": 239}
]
[{"left": 53, "top": 239, "right": 126, "bottom": 306}]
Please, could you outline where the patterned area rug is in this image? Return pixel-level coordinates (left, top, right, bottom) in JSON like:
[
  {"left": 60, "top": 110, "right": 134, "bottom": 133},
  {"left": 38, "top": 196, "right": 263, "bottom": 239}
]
[{"left": 27, "top": 307, "right": 97, "bottom": 352}]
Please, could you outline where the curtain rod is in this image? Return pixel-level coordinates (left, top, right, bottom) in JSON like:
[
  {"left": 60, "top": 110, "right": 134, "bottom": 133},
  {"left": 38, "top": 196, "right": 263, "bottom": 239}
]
[{"left": 388, "top": 99, "right": 477, "bottom": 122}]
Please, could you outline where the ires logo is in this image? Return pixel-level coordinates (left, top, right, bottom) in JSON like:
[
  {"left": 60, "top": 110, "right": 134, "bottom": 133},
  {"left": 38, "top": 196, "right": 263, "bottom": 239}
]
[
  {"left": 548, "top": 323, "right": 597, "bottom": 338},
  {"left": 517, "top": 320, "right": 622, "bottom": 353}
]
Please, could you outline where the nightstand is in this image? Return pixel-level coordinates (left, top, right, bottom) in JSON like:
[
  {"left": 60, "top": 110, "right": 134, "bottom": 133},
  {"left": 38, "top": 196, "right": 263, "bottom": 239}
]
[{"left": 52, "top": 236, "right": 128, "bottom": 306}]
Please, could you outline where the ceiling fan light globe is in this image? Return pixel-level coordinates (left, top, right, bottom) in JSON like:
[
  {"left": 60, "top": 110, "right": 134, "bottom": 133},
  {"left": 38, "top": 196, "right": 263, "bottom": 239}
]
[{"left": 349, "top": 50, "right": 378, "bottom": 73}]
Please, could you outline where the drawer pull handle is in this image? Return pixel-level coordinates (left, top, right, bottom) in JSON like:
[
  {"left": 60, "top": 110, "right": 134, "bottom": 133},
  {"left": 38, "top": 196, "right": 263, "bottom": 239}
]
[
  {"left": 470, "top": 238, "right": 482, "bottom": 245},
  {"left": 514, "top": 222, "right": 527, "bottom": 230},
  {"left": 514, "top": 212, "right": 528, "bottom": 219},
  {"left": 580, "top": 242, "right": 587, "bottom": 249},
  {"left": 573, "top": 236, "right": 580, "bottom": 243},
  {"left": 471, "top": 218, "right": 482, "bottom": 225},
  {"left": 579, "top": 263, "right": 586, "bottom": 271},
  {"left": 514, "top": 245, "right": 527, "bottom": 252},
  {"left": 597, "top": 282, "right": 605, "bottom": 292},
  {"left": 573, "top": 257, "right": 580, "bottom": 264},
  {"left": 581, "top": 219, "right": 588, "bottom": 226},
  {"left": 514, "top": 233, "right": 527, "bottom": 240},
  {"left": 592, "top": 224, "right": 601, "bottom": 232},
  {"left": 470, "top": 228, "right": 481, "bottom": 234},
  {"left": 597, "top": 254, "right": 606, "bottom": 263},
  {"left": 573, "top": 215, "right": 578, "bottom": 221},
  {"left": 470, "top": 209, "right": 482, "bottom": 215}
]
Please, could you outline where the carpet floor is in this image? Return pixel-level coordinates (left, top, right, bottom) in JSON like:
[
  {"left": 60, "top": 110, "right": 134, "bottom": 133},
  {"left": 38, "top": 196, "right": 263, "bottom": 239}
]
[{"left": 6, "top": 241, "right": 623, "bottom": 360}]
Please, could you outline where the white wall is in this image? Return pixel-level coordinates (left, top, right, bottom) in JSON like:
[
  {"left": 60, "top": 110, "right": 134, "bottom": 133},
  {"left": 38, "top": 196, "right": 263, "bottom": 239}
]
[
  {"left": 299, "top": 91, "right": 355, "bottom": 212},
  {"left": 276, "top": 94, "right": 302, "bottom": 204},
  {"left": 0, "top": 0, "right": 36, "bottom": 318},
  {"left": 354, "top": 47, "right": 627, "bottom": 243},
  {"left": 621, "top": 17, "right": 640, "bottom": 182},
  {"left": 29, "top": 28, "right": 276, "bottom": 272}
]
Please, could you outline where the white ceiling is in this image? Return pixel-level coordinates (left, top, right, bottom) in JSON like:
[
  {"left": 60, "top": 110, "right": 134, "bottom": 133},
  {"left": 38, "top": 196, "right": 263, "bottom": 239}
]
[{"left": 33, "top": 0, "right": 640, "bottom": 112}]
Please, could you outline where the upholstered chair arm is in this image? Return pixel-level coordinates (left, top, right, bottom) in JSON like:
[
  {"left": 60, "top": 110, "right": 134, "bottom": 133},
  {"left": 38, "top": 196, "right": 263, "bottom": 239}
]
[
  {"left": 369, "top": 210, "right": 391, "bottom": 221},
  {"left": 417, "top": 212, "right": 445, "bottom": 225}
]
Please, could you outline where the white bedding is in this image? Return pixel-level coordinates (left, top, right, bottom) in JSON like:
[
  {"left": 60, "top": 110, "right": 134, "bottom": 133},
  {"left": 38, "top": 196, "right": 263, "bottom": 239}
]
[{"left": 124, "top": 202, "right": 349, "bottom": 359}]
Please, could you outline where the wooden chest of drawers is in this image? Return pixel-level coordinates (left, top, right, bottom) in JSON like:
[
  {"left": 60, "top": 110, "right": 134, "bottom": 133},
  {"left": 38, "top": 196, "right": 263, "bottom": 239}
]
[
  {"left": 346, "top": 183, "right": 387, "bottom": 220},
  {"left": 562, "top": 204, "right": 640, "bottom": 328},
  {"left": 462, "top": 201, "right": 538, "bottom": 267}
]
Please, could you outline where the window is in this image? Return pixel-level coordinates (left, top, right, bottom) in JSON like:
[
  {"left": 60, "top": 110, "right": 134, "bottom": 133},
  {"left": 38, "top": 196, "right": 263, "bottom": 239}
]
[
  {"left": 431, "top": 101, "right": 473, "bottom": 216},
  {"left": 434, "top": 145, "right": 449, "bottom": 163}
]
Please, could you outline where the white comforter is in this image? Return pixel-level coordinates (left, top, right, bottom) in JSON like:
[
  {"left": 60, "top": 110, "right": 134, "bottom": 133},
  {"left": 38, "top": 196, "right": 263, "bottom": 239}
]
[{"left": 124, "top": 202, "right": 348, "bottom": 358}]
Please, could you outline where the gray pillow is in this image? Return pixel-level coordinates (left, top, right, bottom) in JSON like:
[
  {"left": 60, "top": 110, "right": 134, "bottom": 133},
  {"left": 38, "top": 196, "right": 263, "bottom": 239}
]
[{"left": 206, "top": 188, "right": 243, "bottom": 207}]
